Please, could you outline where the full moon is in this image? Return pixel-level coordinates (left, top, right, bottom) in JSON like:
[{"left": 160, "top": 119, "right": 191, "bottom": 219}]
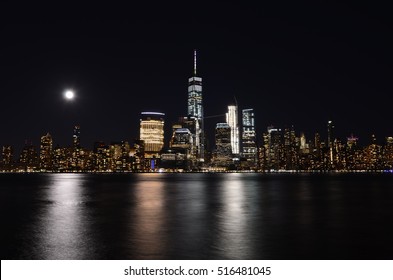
[{"left": 65, "top": 90, "right": 75, "bottom": 100}]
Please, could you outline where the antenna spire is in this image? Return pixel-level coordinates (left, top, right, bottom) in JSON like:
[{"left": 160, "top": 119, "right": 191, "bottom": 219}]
[{"left": 194, "top": 49, "right": 197, "bottom": 76}]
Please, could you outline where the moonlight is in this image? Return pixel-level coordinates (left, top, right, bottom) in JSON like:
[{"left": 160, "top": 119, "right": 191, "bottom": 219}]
[{"left": 64, "top": 90, "right": 75, "bottom": 100}]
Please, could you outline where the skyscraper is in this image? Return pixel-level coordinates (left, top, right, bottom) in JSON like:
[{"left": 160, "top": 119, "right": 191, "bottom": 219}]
[
  {"left": 264, "top": 126, "right": 284, "bottom": 170},
  {"left": 72, "top": 125, "right": 81, "bottom": 170},
  {"left": 139, "top": 111, "right": 165, "bottom": 158},
  {"left": 226, "top": 105, "right": 239, "bottom": 155},
  {"left": 328, "top": 120, "right": 335, "bottom": 166},
  {"left": 1, "top": 145, "right": 13, "bottom": 169},
  {"left": 187, "top": 50, "right": 204, "bottom": 162},
  {"left": 40, "top": 133, "right": 53, "bottom": 171},
  {"left": 242, "top": 108, "right": 257, "bottom": 164},
  {"left": 214, "top": 123, "right": 232, "bottom": 166},
  {"left": 73, "top": 125, "right": 81, "bottom": 149}
]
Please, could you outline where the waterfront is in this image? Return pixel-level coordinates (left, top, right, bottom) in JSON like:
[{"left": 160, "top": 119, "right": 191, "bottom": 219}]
[{"left": 1, "top": 173, "right": 392, "bottom": 259}]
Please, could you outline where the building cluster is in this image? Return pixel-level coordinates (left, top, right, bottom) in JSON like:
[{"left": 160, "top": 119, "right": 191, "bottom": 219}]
[{"left": 1, "top": 51, "right": 393, "bottom": 173}]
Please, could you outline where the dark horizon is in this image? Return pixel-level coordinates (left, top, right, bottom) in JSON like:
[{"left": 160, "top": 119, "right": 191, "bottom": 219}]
[{"left": 1, "top": 2, "right": 392, "bottom": 153}]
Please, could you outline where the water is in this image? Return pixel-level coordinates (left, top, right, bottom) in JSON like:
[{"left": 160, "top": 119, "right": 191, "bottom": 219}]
[{"left": 1, "top": 173, "right": 392, "bottom": 260}]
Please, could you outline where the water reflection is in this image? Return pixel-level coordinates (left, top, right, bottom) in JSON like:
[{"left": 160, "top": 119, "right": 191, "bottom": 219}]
[
  {"left": 130, "top": 174, "right": 167, "bottom": 258},
  {"left": 216, "top": 174, "right": 252, "bottom": 259},
  {"left": 2, "top": 173, "right": 392, "bottom": 259},
  {"left": 37, "top": 174, "right": 91, "bottom": 259}
]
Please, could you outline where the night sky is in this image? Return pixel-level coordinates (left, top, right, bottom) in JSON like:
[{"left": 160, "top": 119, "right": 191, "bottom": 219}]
[{"left": 1, "top": 2, "right": 392, "bottom": 154}]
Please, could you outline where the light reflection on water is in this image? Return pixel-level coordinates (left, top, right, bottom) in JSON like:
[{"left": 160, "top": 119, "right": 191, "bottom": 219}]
[
  {"left": 37, "top": 174, "right": 92, "bottom": 259},
  {"left": 1, "top": 173, "right": 393, "bottom": 259},
  {"left": 130, "top": 175, "right": 166, "bottom": 258},
  {"left": 217, "top": 174, "right": 250, "bottom": 259}
]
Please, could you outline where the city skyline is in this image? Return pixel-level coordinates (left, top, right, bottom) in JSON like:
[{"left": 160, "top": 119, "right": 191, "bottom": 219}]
[
  {"left": 1, "top": 47, "right": 393, "bottom": 171},
  {"left": 1, "top": 2, "right": 392, "bottom": 153}
]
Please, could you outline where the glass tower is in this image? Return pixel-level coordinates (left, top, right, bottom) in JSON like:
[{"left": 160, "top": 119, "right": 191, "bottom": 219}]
[
  {"left": 187, "top": 50, "right": 204, "bottom": 161},
  {"left": 226, "top": 105, "right": 239, "bottom": 155},
  {"left": 242, "top": 108, "right": 257, "bottom": 163}
]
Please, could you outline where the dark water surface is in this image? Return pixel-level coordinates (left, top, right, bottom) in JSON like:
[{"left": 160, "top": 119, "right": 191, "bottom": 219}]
[{"left": 1, "top": 173, "right": 392, "bottom": 259}]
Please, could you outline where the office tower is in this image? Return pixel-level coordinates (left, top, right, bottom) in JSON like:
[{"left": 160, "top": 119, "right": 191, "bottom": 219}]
[
  {"left": 1, "top": 145, "right": 13, "bottom": 168},
  {"left": 139, "top": 111, "right": 165, "bottom": 159},
  {"left": 108, "top": 141, "right": 130, "bottom": 172},
  {"left": 130, "top": 139, "right": 145, "bottom": 172},
  {"left": 327, "top": 121, "right": 334, "bottom": 148},
  {"left": 71, "top": 125, "right": 81, "bottom": 170},
  {"left": 314, "top": 133, "right": 321, "bottom": 155},
  {"left": 226, "top": 105, "right": 239, "bottom": 155},
  {"left": 214, "top": 123, "right": 232, "bottom": 166},
  {"left": 40, "top": 133, "right": 53, "bottom": 171},
  {"left": 73, "top": 125, "right": 81, "bottom": 148},
  {"left": 242, "top": 108, "right": 257, "bottom": 165},
  {"left": 364, "top": 134, "right": 382, "bottom": 170},
  {"left": 284, "top": 126, "right": 298, "bottom": 170},
  {"left": 170, "top": 128, "right": 193, "bottom": 150},
  {"left": 327, "top": 120, "right": 335, "bottom": 166},
  {"left": 19, "top": 141, "right": 38, "bottom": 171},
  {"left": 187, "top": 50, "right": 204, "bottom": 161},
  {"left": 384, "top": 137, "right": 393, "bottom": 169},
  {"left": 347, "top": 134, "right": 359, "bottom": 149},
  {"left": 93, "top": 141, "right": 110, "bottom": 171},
  {"left": 264, "top": 126, "right": 284, "bottom": 170}
]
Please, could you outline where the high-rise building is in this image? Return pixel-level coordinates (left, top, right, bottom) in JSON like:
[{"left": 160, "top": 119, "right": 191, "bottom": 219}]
[
  {"left": 241, "top": 108, "right": 257, "bottom": 164},
  {"left": 347, "top": 134, "right": 359, "bottom": 148},
  {"left": 187, "top": 50, "right": 204, "bottom": 161},
  {"left": 170, "top": 128, "right": 193, "bottom": 151},
  {"left": 214, "top": 123, "right": 232, "bottom": 166},
  {"left": 40, "top": 133, "right": 53, "bottom": 171},
  {"left": 72, "top": 125, "right": 81, "bottom": 170},
  {"left": 139, "top": 112, "right": 165, "bottom": 158},
  {"left": 1, "top": 145, "right": 13, "bottom": 169},
  {"left": 284, "top": 126, "right": 298, "bottom": 170},
  {"left": 264, "top": 126, "right": 284, "bottom": 170},
  {"left": 384, "top": 137, "right": 393, "bottom": 169},
  {"left": 73, "top": 125, "right": 81, "bottom": 148},
  {"left": 327, "top": 120, "right": 335, "bottom": 166},
  {"left": 19, "top": 141, "right": 38, "bottom": 171},
  {"left": 226, "top": 105, "right": 239, "bottom": 155}
]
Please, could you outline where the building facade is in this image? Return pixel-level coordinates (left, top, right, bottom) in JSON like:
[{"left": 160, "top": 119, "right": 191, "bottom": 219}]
[
  {"left": 226, "top": 105, "right": 239, "bottom": 155},
  {"left": 139, "top": 112, "right": 165, "bottom": 161},
  {"left": 241, "top": 108, "right": 257, "bottom": 166},
  {"left": 187, "top": 50, "right": 204, "bottom": 162}
]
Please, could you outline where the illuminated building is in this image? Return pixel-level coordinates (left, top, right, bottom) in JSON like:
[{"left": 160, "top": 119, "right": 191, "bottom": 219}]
[
  {"left": 40, "top": 133, "right": 53, "bottom": 171},
  {"left": 363, "top": 134, "right": 383, "bottom": 170},
  {"left": 241, "top": 108, "right": 257, "bottom": 166},
  {"left": 139, "top": 112, "right": 164, "bottom": 170},
  {"left": 347, "top": 134, "right": 358, "bottom": 148},
  {"left": 170, "top": 128, "right": 193, "bottom": 151},
  {"left": 73, "top": 125, "right": 81, "bottom": 148},
  {"left": 187, "top": 50, "right": 204, "bottom": 161},
  {"left": 19, "top": 142, "right": 38, "bottom": 171},
  {"left": 214, "top": 123, "right": 232, "bottom": 166},
  {"left": 93, "top": 141, "right": 110, "bottom": 171},
  {"left": 226, "top": 105, "right": 239, "bottom": 155},
  {"left": 314, "top": 133, "right": 321, "bottom": 156},
  {"left": 130, "top": 139, "right": 145, "bottom": 172},
  {"left": 284, "top": 126, "right": 298, "bottom": 170},
  {"left": 264, "top": 126, "right": 284, "bottom": 170},
  {"left": 1, "top": 145, "right": 13, "bottom": 170},
  {"left": 109, "top": 141, "right": 130, "bottom": 172},
  {"left": 327, "top": 120, "right": 335, "bottom": 167},
  {"left": 384, "top": 137, "right": 393, "bottom": 169},
  {"left": 71, "top": 125, "right": 81, "bottom": 170}
]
